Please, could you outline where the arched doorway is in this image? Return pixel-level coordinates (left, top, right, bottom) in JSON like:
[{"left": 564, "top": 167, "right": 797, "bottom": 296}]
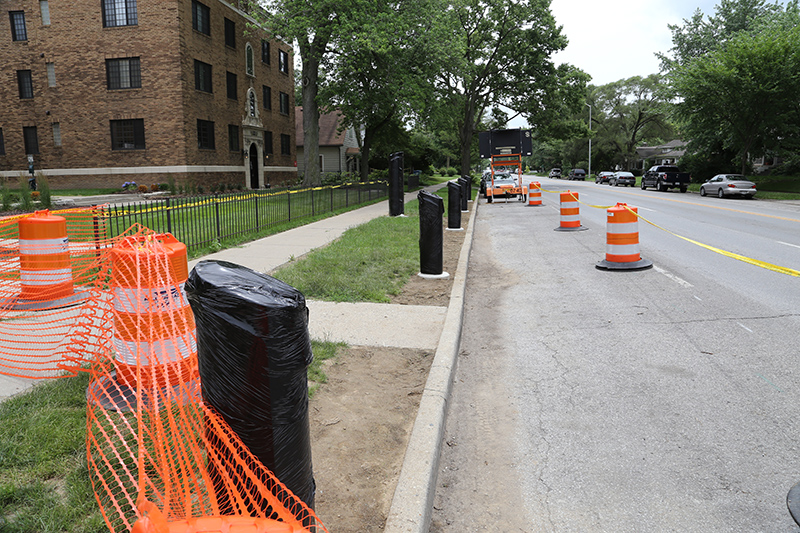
[{"left": 249, "top": 143, "right": 259, "bottom": 188}]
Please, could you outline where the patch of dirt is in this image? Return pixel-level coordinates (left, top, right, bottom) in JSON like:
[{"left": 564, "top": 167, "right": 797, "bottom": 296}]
[{"left": 309, "top": 209, "right": 471, "bottom": 532}]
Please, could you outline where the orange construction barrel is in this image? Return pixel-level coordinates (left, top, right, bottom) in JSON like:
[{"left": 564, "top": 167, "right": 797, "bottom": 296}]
[
  {"left": 554, "top": 191, "right": 588, "bottom": 232},
  {"left": 596, "top": 203, "right": 653, "bottom": 271}
]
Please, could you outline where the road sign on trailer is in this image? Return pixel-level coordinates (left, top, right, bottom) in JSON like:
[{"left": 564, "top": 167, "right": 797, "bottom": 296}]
[{"left": 478, "top": 129, "right": 532, "bottom": 158}]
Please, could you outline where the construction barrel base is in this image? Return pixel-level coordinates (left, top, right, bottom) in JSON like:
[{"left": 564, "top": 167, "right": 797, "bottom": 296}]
[
  {"left": 554, "top": 225, "right": 589, "bottom": 232},
  {"left": 595, "top": 258, "right": 653, "bottom": 271}
]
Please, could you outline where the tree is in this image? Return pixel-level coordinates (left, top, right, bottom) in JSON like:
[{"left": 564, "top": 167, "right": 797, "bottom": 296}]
[
  {"left": 670, "top": 26, "right": 800, "bottom": 175},
  {"left": 589, "top": 75, "right": 675, "bottom": 170},
  {"left": 434, "top": 0, "right": 588, "bottom": 176},
  {"left": 321, "top": 0, "right": 446, "bottom": 180}
]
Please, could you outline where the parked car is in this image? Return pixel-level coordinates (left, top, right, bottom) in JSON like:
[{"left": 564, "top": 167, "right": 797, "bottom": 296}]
[
  {"left": 700, "top": 174, "right": 757, "bottom": 198},
  {"left": 549, "top": 168, "right": 562, "bottom": 179},
  {"left": 641, "top": 165, "right": 690, "bottom": 192},
  {"left": 596, "top": 171, "right": 614, "bottom": 184},
  {"left": 568, "top": 168, "right": 586, "bottom": 180},
  {"left": 481, "top": 168, "right": 511, "bottom": 197},
  {"left": 610, "top": 171, "right": 635, "bottom": 187}
]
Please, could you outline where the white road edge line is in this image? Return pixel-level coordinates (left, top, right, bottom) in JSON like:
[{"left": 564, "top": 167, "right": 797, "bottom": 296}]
[
  {"left": 738, "top": 323, "right": 753, "bottom": 333},
  {"left": 777, "top": 241, "right": 800, "bottom": 250},
  {"left": 653, "top": 265, "right": 694, "bottom": 288}
]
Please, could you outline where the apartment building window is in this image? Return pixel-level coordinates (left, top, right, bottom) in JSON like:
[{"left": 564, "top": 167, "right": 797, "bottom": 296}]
[
  {"left": 278, "top": 49, "right": 289, "bottom": 74},
  {"left": 261, "top": 40, "right": 270, "bottom": 64},
  {"left": 197, "top": 119, "right": 215, "bottom": 149},
  {"left": 106, "top": 57, "right": 141, "bottom": 89},
  {"left": 10, "top": 11, "right": 27, "bottom": 41},
  {"left": 192, "top": 0, "right": 209, "bottom": 35},
  {"left": 279, "top": 91, "right": 289, "bottom": 115},
  {"left": 245, "top": 43, "right": 254, "bottom": 76},
  {"left": 194, "top": 60, "right": 212, "bottom": 93},
  {"left": 264, "top": 131, "right": 272, "bottom": 155},
  {"left": 102, "top": 0, "right": 138, "bottom": 27},
  {"left": 280, "top": 134, "right": 291, "bottom": 155},
  {"left": 224, "top": 18, "right": 235, "bottom": 48},
  {"left": 228, "top": 125, "right": 239, "bottom": 152},
  {"left": 52, "top": 123, "right": 61, "bottom": 147},
  {"left": 46, "top": 63, "right": 56, "bottom": 87},
  {"left": 0, "top": 128, "right": 5, "bottom": 155},
  {"left": 226, "top": 71, "right": 237, "bottom": 100},
  {"left": 17, "top": 70, "right": 33, "bottom": 99},
  {"left": 23, "top": 126, "right": 39, "bottom": 154},
  {"left": 40, "top": 1, "right": 50, "bottom": 25},
  {"left": 110, "top": 119, "right": 145, "bottom": 150},
  {"left": 262, "top": 86, "right": 271, "bottom": 110}
]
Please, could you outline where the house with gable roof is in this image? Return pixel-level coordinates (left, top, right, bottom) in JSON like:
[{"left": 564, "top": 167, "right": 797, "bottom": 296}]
[{"left": 295, "top": 107, "right": 361, "bottom": 177}]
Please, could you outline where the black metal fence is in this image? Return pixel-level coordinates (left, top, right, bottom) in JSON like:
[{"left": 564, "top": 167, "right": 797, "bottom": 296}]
[{"left": 102, "top": 181, "right": 388, "bottom": 255}]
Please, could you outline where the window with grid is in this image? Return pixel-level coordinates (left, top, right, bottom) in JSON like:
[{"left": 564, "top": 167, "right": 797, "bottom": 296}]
[
  {"left": 10, "top": 12, "right": 27, "bottom": 41},
  {"left": 279, "top": 91, "right": 289, "bottom": 115},
  {"left": 280, "top": 133, "right": 290, "bottom": 155},
  {"left": 23, "top": 126, "right": 39, "bottom": 154},
  {"left": 197, "top": 119, "right": 215, "bottom": 149},
  {"left": 261, "top": 40, "right": 270, "bottom": 64},
  {"left": 194, "top": 60, "right": 212, "bottom": 93},
  {"left": 264, "top": 130, "right": 273, "bottom": 155},
  {"left": 0, "top": 128, "right": 5, "bottom": 156},
  {"left": 46, "top": 63, "right": 56, "bottom": 87},
  {"left": 262, "top": 85, "right": 271, "bottom": 110},
  {"left": 224, "top": 18, "right": 235, "bottom": 48},
  {"left": 52, "top": 123, "right": 61, "bottom": 147},
  {"left": 102, "top": 0, "right": 138, "bottom": 27},
  {"left": 110, "top": 119, "right": 145, "bottom": 150},
  {"left": 228, "top": 125, "right": 239, "bottom": 151},
  {"left": 40, "top": 1, "right": 50, "bottom": 25},
  {"left": 278, "top": 49, "right": 289, "bottom": 74},
  {"left": 192, "top": 0, "right": 210, "bottom": 35},
  {"left": 106, "top": 57, "right": 141, "bottom": 89},
  {"left": 226, "top": 71, "right": 237, "bottom": 100},
  {"left": 17, "top": 70, "right": 33, "bottom": 99}
]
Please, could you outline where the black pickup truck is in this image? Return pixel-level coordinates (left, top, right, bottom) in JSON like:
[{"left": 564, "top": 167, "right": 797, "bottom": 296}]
[{"left": 641, "top": 165, "right": 691, "bottom": 193}]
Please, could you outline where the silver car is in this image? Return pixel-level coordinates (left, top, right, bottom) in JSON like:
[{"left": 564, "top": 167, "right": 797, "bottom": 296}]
[{"left": 700, "top": 174, "right": 757, "bottom": 198}]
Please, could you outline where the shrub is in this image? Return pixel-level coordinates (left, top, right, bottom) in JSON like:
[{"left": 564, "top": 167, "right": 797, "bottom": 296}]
[
  {"left": 122, "top": 181, "right": 138, "bottom": 192},
  {"left": 36, "top": 172, "right": 52, "bottom": 209},
  {"left": 167, "top": 174, "right": 177, "bottom": 195},
  {"left": 446, "top": 167, "right": 458, "bottom": 176},
  {"left": 150, "top": 184, "right": 159, "bottom": 192},
  {"left": 31, "top": 191, "right": 41, "bottom": 200},
  {"left": 18, "top": 178, "right": 33, "bottom": 211},
  {"left": 369, "top": 168, "right": 389, "bottom": 182},
  {"left": 438, "top": 166, "right": 448, "bottom": 176},
  {"left": 2, "top": 182, "right": 13, "bottom": 212},
  {"left": 137, "top": 184, "right": 149, "bottom": 193}
]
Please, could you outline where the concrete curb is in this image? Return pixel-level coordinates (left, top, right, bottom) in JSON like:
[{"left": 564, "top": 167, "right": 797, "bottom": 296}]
[{"left": 383, "top": 197, "right": 478, "bottom": 533}]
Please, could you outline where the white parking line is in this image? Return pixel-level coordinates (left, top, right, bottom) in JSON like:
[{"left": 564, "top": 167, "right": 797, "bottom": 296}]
[
  {"left": 653, "top": 265, "right": 694, "bottom": 288},
  {"left": 777, "top": 241, "right": 800, "bottom": 250},
  {"left": 738, "top": 323, "right": 753, "bottom": 333}
]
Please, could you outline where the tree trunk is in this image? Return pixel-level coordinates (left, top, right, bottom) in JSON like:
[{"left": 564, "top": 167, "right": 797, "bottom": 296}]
[
  {"left": 300, "top": 51, "right": 320, "bottom": 186},
  {"left": 360, "top": 130, "right": 372, "bottom": 181},
  {"left": 458, "top": 102, "right": 476, "bottom": 178}
]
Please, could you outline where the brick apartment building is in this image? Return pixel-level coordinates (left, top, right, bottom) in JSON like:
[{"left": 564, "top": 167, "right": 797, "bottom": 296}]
[{"left": 0, "top": 0, "right": 296, "bottom": 190}]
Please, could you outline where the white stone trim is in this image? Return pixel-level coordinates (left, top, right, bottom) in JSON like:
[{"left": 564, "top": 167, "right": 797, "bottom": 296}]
[{"left": 0, "top": 165, "right": 297, "bottom": 178}]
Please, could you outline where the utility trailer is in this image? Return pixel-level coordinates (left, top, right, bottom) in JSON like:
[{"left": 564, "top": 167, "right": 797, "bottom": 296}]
[{"left": 478, "top": 129, "right": 532, "bottom": 203}]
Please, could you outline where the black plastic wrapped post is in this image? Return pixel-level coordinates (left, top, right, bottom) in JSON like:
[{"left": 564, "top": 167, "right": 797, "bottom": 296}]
[
  {"left": 185, "top": 260, "right": 315, "bottom": 515},
  {"left": 418, "top": 190, "right": 449, "bottom": 278},
  {"left": 458, "top": 176, "right": 470, "bottom": 211},
  {"left": 389, "top": 152, "right": 404, "bottom": 216},
  {"left": 447, "top": 181, "right": 462, "bottom": 230}
]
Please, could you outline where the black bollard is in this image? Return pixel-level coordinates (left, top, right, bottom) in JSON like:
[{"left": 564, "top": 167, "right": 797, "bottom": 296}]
[
  {"left": 418, "top": 190, "right": 448, "bottom": 278},
  {"left": 185, "top": 260, "right": 316, "bottom": 516},
  {"left": 458, "top": 176, "right": 469, "bottom": 211},
  {"left": 389, "top": 152, "right": 404, "bottom": 216},
  {"left": 447, "top": 181, "right": 462, "bottom": 230}
]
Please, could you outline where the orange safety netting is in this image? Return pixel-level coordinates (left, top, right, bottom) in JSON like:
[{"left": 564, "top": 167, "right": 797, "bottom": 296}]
[{"left": 0, "top": 209, "right": 327, "bottom": 533}]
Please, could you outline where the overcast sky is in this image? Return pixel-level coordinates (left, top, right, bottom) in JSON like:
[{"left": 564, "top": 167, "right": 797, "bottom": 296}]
[{"left": 549, "top": 0, "right": 727, "bottom": 86}]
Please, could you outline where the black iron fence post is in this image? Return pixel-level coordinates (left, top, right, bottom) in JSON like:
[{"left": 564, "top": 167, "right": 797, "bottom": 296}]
[
  {"left": 215, "top": 197, "right": 221, "bottom": 241},
  {"left": 166, "top": 197, "right": 172, "bottom": 234},
  {"left": 287, "top": 189, "right": 292, "bottom": 221}
]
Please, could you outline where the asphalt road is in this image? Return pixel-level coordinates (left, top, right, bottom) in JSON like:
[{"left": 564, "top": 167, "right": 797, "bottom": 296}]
[{"left": 431, "top": 176, "right": 800, "bottom": 532}]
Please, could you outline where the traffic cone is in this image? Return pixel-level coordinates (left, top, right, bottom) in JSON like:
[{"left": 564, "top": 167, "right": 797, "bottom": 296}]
[{"left": 596, "top": 203, "right": 653, "bottom": 271}]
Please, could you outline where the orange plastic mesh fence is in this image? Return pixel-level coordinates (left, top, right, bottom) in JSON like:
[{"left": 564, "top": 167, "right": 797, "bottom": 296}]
[{"left": 0, "top": 218, "right": 327, "bottom": 533}]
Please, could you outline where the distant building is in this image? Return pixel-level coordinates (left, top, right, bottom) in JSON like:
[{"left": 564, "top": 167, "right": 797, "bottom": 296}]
[
  {"left": 635, "top": 140, "right": 686, "bottom": 169},
  {"left": 0, "top": 0, "right": 296, "bottom": 189},
  {"left": 295, "top": 107, "right": 361, "bottom": 177}
]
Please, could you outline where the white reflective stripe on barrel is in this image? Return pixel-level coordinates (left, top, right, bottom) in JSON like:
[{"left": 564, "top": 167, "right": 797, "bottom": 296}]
[
  {"left": 19, "top": 237, "right": 69, "bottom": 254},
  {"left": 606, "top": 222, "right": 639, "bottom": 234},
  {"left": 113, "top": 283, "right": 190, "bottom": 313},
  {"left": 561, "top": 214, "right": 581, "bottom": 222},
  {"left": 20, "top": 268, "right": 73, "bottom": 284},
  {"left": 113, "top": 334, "right": 197, "bottom": 366},
  {"left": 606, "top": 244, "right": 641, "bottom": 255}
]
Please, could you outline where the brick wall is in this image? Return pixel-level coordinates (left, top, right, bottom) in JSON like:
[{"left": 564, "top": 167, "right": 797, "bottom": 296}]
[{"left": 0, "top": 0, "right": 296, "bottom": 190}]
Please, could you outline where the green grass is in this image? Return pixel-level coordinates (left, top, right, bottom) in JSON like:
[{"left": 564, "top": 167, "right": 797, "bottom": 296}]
[
  {"left": 0, "top": 373, "right": 106, "bottom": 533},
  {"left": 51, "top": 188, "right": 119, "bottom": 196}
]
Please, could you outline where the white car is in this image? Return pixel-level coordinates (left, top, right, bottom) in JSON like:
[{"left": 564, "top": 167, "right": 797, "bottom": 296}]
[{"left": 700, "top": 174, "right": 757, "bottom": 198}]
